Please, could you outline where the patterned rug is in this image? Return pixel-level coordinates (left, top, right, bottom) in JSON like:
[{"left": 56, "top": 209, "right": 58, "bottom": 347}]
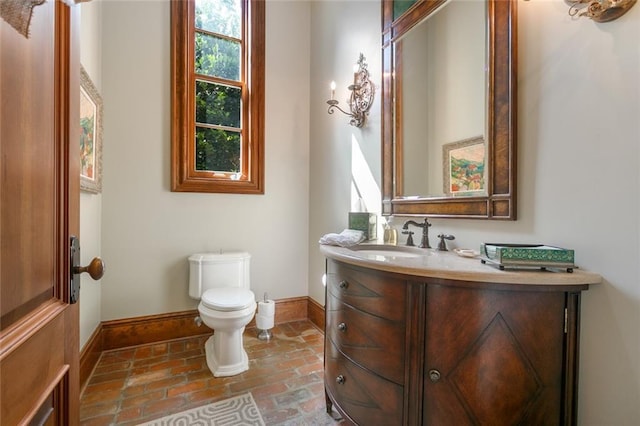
[{"left": 137, "top": 393, "right": 265, "bottom": 426}]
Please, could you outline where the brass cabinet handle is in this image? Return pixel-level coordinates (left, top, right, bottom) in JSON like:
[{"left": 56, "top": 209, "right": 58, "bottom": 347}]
[
  {"left": 338, "top": 322, "right": 347, "bottom": 332},
  {"left": 428, "top": 369, "right": 441, "bottom": 383},
  {"left": 339, "top": 280, "right": 349, "bottom": 289},
  {"left": 336, "top": 375, "right": 346, "bottom": 385}
]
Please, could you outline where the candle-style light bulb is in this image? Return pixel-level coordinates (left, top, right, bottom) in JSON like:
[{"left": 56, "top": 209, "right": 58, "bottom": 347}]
[
  {"left": 353, "top": 64, "right": 359, "bottom": 86},
  {"left": 330, "top": 81, "right": 336, "bottom": 100}
]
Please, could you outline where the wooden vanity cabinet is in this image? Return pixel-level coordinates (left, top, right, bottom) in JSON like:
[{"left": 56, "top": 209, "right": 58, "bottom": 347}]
[
  {"left": 324, "top": 259, "right": 587, "bottom": 425},
  {"left": 324, "top": 259, "right": 426, "bottom": 424}
]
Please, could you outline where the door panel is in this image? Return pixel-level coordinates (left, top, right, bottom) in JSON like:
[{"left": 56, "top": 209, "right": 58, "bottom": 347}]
[
  {"left": 1, "top": 304, "right": 68, "bottom": 425},
  {"left": 1, "top": 0, "right": 80, "bottom": 424},
  {"left": 1, "top": 0, "right": 56, "bottom": 325}
]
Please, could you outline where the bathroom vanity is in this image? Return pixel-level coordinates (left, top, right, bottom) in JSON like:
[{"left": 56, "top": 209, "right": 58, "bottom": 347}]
[{"left": 320, "top": 244, "right": 601, "bottom": 425}]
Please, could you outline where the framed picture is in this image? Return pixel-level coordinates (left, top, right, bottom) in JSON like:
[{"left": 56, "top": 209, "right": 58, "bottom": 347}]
[
  {"left": 80, "top": 66, "right": 103, "bottom": 193},
  {"left": 443, "top": 136, "right": 485, "bottom": 196}
]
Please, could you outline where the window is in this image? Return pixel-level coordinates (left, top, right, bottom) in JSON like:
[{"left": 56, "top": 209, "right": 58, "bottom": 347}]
[{"left": 171, "top": 0, "right": 265, "bottom": 193}]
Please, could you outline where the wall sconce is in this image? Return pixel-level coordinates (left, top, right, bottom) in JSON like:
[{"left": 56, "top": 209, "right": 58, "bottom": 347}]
[
  {"left": 566, "top": 0, "right": 636, "bottom": 22},
  {"left": 327, "top": 53, "right": 375, "bottom": 128}
]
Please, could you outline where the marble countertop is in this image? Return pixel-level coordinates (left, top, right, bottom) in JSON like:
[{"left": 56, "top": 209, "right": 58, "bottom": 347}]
[{"left": 320, "top": 244, "right": 602, "bottom": 287}]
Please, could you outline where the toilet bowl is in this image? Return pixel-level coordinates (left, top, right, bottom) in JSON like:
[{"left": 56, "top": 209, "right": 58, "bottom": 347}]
[{"left": 189, "top": 252, "right": 256, "bottom": 377}]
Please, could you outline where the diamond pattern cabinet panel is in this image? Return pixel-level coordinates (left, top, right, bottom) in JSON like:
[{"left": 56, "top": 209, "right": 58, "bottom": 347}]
[{"left": 424, "top": 285, "right": 566, "bottom": 425}]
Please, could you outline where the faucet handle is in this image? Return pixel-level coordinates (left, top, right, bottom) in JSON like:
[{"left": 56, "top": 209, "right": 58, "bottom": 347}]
[
  {"left": 437, "top": 234, "right": 455, "bottom": 251},
  {"left": 402, "top": 230, "right": 415, "bottom": 246}
]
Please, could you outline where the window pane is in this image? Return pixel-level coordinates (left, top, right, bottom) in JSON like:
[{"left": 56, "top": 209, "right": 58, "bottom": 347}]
[
  {"left": 195, "top": 127, "right": 241, "bottom": 173},
  {"left": 195, "top": 32, "right": 240, "bottom": 80},
  {"left": 195, "top": 0, "right": 241, "bottom": 39},
  {"left": 195, "top": 80, "right": 241, "bottom": 128}
]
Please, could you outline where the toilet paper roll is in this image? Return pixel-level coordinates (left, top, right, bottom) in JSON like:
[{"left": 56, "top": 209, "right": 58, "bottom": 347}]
[
  {"left": 256, "top": 313, "right": 274, "bottom": 330},
  {"left": 257, "top": 299, "right": 275, "bottom": 317}
]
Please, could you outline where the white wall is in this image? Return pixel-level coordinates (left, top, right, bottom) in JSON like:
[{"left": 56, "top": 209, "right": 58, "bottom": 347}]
[
  {"left": 308, "top": 0, "right": 639, "bottom": 424},
  {"left": 308, "top": 0, "right": 382, "bottom": 303},
  {"left": 99, "top": 0, "right": 310, "bottom": 320},
  {"left": 79, "top": 0, "right": 103, "bottom": 350}
]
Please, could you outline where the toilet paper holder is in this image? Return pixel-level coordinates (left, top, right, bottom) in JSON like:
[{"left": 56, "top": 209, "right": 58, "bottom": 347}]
[
  {"left": 257, "top": 329, "right": 272, "bottom": 341},
  {"left": 257, "top": 292, "right": 275, "bottom": 341}
]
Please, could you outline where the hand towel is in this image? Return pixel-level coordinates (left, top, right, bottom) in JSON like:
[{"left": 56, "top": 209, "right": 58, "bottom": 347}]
[{"left": 319, "top": 229, "right": 366, "bottom": 247}]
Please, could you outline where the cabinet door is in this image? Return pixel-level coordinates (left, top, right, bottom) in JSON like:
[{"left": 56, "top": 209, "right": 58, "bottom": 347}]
[{"left": 424, "top": 285, "right": 566, "bottom": 425}]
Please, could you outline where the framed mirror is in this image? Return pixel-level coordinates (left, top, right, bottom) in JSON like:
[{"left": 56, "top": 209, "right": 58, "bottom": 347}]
[{"left": 382, "top": 0, "right": 517, "bottom": 219}]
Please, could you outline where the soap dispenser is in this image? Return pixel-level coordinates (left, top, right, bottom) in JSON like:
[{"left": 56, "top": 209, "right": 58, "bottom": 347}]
[{"left": 383, "top": 218, "right": 397, "bottom": 245}]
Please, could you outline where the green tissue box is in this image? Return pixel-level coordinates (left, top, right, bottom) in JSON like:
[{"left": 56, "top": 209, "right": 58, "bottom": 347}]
[
  {"left": 480, "top": 243, "right": 575, "bottom": 272},
  {"left": 348, "top": 213, "right": 377, "bottom": 241}
]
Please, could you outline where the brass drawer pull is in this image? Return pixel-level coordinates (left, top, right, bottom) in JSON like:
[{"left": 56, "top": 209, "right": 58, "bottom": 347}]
[
  {"left": 336, "top": 375, "right": 346, "bottom": 385},
  {"left": 339, "top": 280, "right": 349, "bottom": 289},
  {"left": 428, "top": 369, "right": 441, "bottom": 383},
  {"left": 338, "top": 322, "right": 347, "bottom": 332}
]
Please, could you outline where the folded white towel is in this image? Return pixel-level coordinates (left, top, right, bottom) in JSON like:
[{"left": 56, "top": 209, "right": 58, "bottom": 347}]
[{"left": 319, "top": 229, "right": 366, "bottom": 247}]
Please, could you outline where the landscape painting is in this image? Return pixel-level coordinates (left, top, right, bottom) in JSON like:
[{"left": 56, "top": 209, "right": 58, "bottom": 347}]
[
  {"left": 443, "top": 136, "right": 485, "bottom": 196},
  {"left": 80, "top": 66, "right": 103, "bottom": 193}
]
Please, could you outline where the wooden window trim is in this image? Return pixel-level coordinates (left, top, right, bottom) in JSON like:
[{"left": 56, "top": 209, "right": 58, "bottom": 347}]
[{"left": 171, "top": 0, "right": 265, "bottom": 194}]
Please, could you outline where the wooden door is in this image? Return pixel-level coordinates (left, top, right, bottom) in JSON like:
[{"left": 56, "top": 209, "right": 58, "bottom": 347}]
[
  {"left": 424, "top": 284, "right": 567, "bottom": 425},
  {"left": 1, "top": 1, "right": 81, "bottom": 424}
]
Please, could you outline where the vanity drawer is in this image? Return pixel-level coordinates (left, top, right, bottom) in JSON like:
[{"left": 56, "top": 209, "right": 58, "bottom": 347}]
[
  {"left": 325, "top": 339, "right": 404, "bottom": 425},
  {"left": 326, "top": 291, "right": 405, "bottom": 384},
  {"left": 327, "top": 260, "right": 406, "bottom": 321}
]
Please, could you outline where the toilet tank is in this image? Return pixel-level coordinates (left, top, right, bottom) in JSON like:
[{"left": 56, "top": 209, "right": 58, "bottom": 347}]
[{"left": 188, "top": 252, "right": 251, "bottom": 299}]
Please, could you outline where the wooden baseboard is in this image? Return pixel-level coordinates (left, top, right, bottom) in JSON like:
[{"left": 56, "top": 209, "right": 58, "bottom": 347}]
[
  {"left": 79, "top": 323, "right": 103, "bottom": 394},
  {"left": 101, "top": 310, "right": 212, "bottom": 351},
  {"left": 307, "top": 297, "right": 325, "bottom": 331},
  {"left": 79, "top": 296, "right": 325, "bottom": 391},
  {"left": 267, "top": 296, "right": 309, "bottom": 325}
]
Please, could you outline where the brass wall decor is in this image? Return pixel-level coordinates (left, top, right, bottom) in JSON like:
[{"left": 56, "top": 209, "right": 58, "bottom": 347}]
[
  {"left": 327, "top": 53, "right": 375, "bottom": 128},
  {"left": 567, "top": 0, "right": 637, "bottom": 22}
]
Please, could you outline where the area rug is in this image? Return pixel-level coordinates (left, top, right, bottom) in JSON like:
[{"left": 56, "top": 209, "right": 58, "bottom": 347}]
[{"left": 137, "top": 393, "right": 265, "bottom": 426}]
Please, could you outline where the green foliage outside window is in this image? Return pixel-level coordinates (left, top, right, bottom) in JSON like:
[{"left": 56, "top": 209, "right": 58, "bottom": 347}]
[
  {"left": 196, "top": 128, "right": 241, "bottom": 173},
  {"left": 195, "top": 0, "right": 241, "bottom": 38},
  {"left": 194, "top": 0, "right": 242, "bottom": 173},
  {"left": 195, "top": 81, "right": 240, "bottom": 128}
]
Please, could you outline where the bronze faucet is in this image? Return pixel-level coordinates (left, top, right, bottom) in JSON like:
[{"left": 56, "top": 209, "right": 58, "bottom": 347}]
[
  {"left": 402, "top": 218, "right": 431, "bottom": 248},
  {"left": 437, "top": 234, "right": 455, "bottom": 251},
  {"left": 402, "top": 230, "right": 415, "bottom": 246}
]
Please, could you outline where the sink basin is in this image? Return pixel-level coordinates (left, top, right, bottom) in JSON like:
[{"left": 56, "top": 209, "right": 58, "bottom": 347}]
[{"left": 347, "top": 244, "right": 426, "bottom": 259}]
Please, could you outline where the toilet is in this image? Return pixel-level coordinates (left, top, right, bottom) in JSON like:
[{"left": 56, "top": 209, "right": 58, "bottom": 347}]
[{"left": 189, "top": 252, "right": 256, "bottom": 377}]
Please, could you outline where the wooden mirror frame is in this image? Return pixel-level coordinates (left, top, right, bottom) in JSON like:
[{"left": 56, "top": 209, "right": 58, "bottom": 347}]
[{"left": 381, "top": 0, "right": 517, "bottom": 219}]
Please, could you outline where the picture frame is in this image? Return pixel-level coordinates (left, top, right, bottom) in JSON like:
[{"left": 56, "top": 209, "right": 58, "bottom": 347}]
[
  {"left": 80, "top": 65, "right": 103, "bottom": 193},
  {"left": 443, "top": 136, "right": 485, "bottom": 196}
]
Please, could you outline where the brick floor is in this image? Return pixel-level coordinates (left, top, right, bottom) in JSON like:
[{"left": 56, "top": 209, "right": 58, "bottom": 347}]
[{"left": 80, "top": 320, "right": 343, "bottom": 425}]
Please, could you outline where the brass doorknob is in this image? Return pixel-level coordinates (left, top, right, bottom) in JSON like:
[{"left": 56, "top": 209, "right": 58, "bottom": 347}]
[{"left": 74, "top": 257, "right": 105, "bottom": 280}]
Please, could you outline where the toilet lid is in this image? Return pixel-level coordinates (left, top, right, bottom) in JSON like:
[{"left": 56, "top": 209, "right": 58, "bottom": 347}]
[{"left": 201, "top": 288, "right": 255, "bottom": 312}]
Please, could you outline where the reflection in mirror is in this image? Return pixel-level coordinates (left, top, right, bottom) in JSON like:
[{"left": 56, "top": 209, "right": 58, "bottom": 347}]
[
  {"left": 398, "top": 0, "right": 486, "bottom": 197},
  {"left": 381, "top": 0, "right": 517, "bottom": 219}
]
